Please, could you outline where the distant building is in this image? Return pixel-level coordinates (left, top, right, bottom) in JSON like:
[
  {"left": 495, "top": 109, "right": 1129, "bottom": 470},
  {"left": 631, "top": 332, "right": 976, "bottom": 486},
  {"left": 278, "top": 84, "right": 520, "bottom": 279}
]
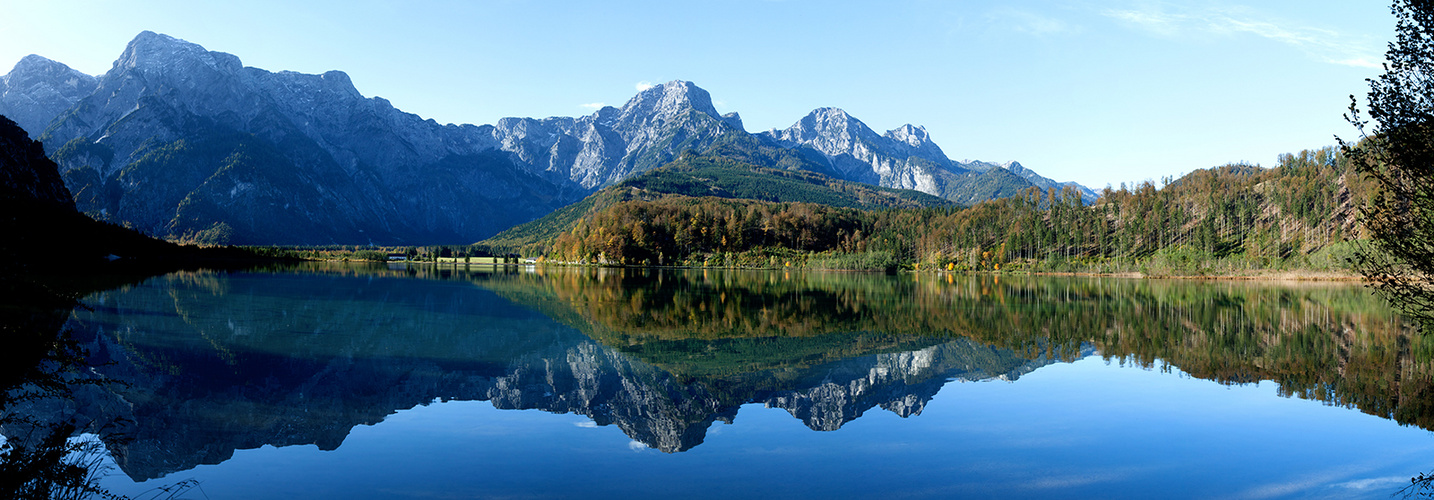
[{"left": 387, "top": 253, "right": 408, "bottom": 261}]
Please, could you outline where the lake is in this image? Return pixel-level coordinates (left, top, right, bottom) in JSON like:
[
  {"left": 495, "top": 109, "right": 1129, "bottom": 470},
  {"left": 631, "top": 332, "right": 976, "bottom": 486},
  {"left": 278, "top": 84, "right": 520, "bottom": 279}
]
[{"left": 3, "top": 264, "right": 1433, "bottom": 499}]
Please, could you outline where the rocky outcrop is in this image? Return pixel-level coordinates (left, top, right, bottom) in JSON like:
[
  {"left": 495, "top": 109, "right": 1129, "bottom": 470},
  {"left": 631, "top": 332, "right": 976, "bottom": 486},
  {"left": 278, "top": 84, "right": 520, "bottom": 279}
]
[
  {"left": 488, "top": 80, "right": 733, "bottom": 189},
  {"left": 34, "top": 32, "right": 567, "bottom": 244},
  {"left": 763, "top": 108, "right": 959, "bottom": 194},
  {"left": 0, "top": 55, "right": 96, "bottom": 139},
  {"left": 755, "top": 108, "right": 1080, "bottom": 204}
]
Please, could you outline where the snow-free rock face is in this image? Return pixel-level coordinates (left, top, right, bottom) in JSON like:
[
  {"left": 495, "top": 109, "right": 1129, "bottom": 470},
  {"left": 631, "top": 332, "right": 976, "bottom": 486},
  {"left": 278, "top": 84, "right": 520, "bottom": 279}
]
[
  {"left": 21, "top": 34, "right": 749, "bottom": 243},
  {"left": 0, "top": 55, "right": 97, "bottom": 139},
  {"left": 596, "top": 80, "right": 730, "bottom": 184},
  {"left": 496, "top": 81, "right": 736, "bottom": 190},
  {"left": 763, "top": 108, "right": 961, "bottom": 196},
  {"left": 1, "top": 31, "right": 1096, "bottom": 243},
  {"left": 34, "top": 32, "right": 563, "bottom": 244}
]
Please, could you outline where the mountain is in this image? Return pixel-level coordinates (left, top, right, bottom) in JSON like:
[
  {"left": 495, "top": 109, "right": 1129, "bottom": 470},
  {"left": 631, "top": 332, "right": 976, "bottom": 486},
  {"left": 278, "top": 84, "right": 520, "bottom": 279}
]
[
  {"left": 623, "top": 152, "right": 955, "bottom": 210},
  {"left": 1002, "top": 160, "right": 1099, "bottom": 203},
  {"left": 761, "top": 109, "right": 1071, "bottom": 205},
  {"left": 3, "top": 31, "right": 1094, "bottom": 245},
  {"left": 485, "top": 80, "right": 735, "bottom": 190},
  {"left": 763, "top": 108, "right": 958, "bottom": 192},
  {"left": 0, "top": 55, "right": 97, "bottom": 140},
  {"left": 33, "top": 32, "right": 580, "bottom": 245},
  {"left": 482, "top": 148, "right": 957, "bottom": 251}
]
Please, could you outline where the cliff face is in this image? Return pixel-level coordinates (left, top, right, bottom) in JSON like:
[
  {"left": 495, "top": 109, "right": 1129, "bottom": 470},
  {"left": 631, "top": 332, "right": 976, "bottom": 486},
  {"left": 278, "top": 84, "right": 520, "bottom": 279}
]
[
  {"left": 30, "top": 32, "right": 570, "bottom": 244},
  {"left": 763, "top": 108, "right": 961, "bottom": 194},
  {"left": 18, "top": 34, "right": 749, "bottom": 244},
  {"left": 0, "top": 55, "right": 97, "bottom": 140}
]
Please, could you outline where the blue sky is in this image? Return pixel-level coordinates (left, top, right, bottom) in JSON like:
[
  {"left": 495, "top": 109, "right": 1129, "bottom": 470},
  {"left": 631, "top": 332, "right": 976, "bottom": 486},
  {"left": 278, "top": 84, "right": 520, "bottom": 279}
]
[{"left": 0, "top": 1, "right": 1392, "bottom": 189}]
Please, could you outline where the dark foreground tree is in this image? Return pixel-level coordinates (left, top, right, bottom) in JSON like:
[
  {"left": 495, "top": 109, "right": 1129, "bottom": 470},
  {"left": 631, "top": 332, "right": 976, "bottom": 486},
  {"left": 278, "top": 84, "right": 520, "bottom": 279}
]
[{"left": 1344, "top": 0, "right": 1434, "bottom": 329}]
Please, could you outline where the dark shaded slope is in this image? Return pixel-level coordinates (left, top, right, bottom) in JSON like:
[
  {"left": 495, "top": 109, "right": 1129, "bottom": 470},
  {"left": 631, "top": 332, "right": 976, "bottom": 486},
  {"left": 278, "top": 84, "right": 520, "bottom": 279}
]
[{"left": 1, "top": 114, "right": 179, "bottom": 271}]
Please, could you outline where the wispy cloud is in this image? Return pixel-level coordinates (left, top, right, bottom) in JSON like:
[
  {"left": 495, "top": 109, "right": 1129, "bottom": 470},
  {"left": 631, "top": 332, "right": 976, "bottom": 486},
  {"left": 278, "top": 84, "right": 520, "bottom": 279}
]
[
  {"left": 1106, "top": 9, "right": 1182, "bottom": 36},
  {"left": 635, "top": 81, "right": 655, "bottom": 91},
  {"left": 1232, "top": 463, "right": 1385, "bottom": 499},
  {"left": 1331, "top": 476, "right": 1407, "bottom": 491},
  {"left": 578, "top": 102, "right": 606, "bottom": 110},
  {"left": 1104, "top": 4, "right": 1382, "bottom": 68},
  {"left": 998, "top": 9, "right": 1082, "bottom": 36}
]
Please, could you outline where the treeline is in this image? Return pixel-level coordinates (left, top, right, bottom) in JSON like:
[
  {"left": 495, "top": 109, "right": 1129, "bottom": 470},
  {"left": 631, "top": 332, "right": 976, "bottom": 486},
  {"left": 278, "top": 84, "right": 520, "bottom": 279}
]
[
  {"left": 244, "top": 244, "right": 510, "bottom": 262},
  {"left": 539, "top": 145, "right": 1368, "bottom": 275},
  {"left": 549, "top": 198, "right": 879, "bottom": 268},
  {"left": 477, "top": 267, "right": 1425, "bottom": 429},
  {"left": 620, "top": 153, "right": 953, "bottom": 210},
  {"left": 482, "top": 153, "right": 954, "bottom": 256}
]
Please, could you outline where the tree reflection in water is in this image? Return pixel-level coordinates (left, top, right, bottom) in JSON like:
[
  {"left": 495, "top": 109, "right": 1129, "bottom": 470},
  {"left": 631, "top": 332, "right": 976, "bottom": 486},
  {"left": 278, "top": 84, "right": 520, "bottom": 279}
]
[
  {"left": 0, "top": 276, "right": 200, "bottom": 500},
  {"left": 2, "top": 262, "right": 1431, "bottom": 495}
]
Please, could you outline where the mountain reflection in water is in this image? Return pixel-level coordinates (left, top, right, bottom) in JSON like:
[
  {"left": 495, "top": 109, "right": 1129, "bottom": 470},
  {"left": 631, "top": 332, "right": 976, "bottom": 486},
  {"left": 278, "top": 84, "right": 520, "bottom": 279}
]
[{"left": 1, "top": 263, "right": 1426, "bottom": 486}]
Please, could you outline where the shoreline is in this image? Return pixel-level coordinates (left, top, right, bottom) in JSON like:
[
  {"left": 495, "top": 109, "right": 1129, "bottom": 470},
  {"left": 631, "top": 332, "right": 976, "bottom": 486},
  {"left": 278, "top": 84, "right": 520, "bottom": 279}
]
[
  {"left": 403, "top": 259, "right": 1366, "bottom": 282},
  {"left": 1009, "top": 270, "right": 1364, "bottom": 282}
]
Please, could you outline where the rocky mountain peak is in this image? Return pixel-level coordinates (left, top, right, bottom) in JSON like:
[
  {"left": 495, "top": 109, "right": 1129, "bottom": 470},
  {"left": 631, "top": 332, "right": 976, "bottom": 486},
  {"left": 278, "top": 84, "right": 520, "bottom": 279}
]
[
  {"left": 721, "top": 111, "right": 743, "bottom": 131},
  {"left": 778, "top": 107, "right": 872, "bottom": 143},
  {"left": 885, "top": 124, "right": 930, "bottom": 147},
  {"left": 619, "top": 80, "right": 721, "bottom": 123},
  {"left": 113, "top": 31, "right": 241, "bottom": 75},
  {"left": 806, "top": 106, "right": 857, "bottom": 125},
  {"left": 319, "top": 70, "right": 357, "bottom": 93},
  {"left": 6, "top": 55, "right": 94, "bottom": 89},
  {"left": 0, "top": 55, "right": 98, "bottom": 138}
]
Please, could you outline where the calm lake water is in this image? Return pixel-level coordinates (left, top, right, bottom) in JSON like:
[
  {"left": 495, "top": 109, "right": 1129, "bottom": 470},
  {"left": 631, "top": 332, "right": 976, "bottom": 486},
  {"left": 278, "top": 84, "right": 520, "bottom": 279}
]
[{"left": 5, "top": 264, "right": 1434, "bottom": 499}]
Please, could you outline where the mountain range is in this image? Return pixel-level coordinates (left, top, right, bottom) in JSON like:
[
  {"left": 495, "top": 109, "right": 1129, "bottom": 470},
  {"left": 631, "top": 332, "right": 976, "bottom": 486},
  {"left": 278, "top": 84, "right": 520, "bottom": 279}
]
[{"left": 0, "top": 31, "right": 1095, "bottom": 245}]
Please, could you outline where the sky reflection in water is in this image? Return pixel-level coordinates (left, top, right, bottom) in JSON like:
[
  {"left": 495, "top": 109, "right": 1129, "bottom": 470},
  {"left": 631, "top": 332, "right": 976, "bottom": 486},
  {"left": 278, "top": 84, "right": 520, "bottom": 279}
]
[
  {"left": 102, "top": 358, "right": 1434, "bottom": 499},
  {"left": 15, "top": 265, "right": 1426, "bottom": 499}
]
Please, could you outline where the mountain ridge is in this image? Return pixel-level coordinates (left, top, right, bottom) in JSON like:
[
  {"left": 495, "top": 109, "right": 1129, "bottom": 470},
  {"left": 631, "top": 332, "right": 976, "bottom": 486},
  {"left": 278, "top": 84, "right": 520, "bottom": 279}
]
[
  {"left": 481, "top": 147, "right": 959, "bottom": 253},
  {"left": 3, "top": 31, "right": 1093, "bottom": 244}
]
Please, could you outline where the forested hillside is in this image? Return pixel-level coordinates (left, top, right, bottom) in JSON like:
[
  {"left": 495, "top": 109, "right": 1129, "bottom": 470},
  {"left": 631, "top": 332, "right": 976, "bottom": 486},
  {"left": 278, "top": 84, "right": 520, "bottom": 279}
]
[
  {"left": 508, "top": 145, "right": 1367, "bottom": 275},
  {"left": 481, "top": 150, "right": 956, "bottom": 254}
]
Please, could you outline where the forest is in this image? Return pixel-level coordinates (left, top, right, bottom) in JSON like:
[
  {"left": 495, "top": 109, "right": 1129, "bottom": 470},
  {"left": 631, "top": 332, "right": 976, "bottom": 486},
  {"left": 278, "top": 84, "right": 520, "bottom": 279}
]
[
  {"left": 515, "top": 145, "right": 1367, "bottom": 275},
  {"left": 473, "top": 267, "right": 1427, "bottom": 430}
]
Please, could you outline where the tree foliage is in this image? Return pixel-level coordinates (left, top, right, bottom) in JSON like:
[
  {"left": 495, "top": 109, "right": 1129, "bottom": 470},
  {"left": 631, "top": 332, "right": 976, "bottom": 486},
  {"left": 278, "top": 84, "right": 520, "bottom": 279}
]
[
  {"left": 1344, "top": 0, "right": 1434, "bottom": 328},
  {"left": 532, "top": 149, "right": 1364, "bottom": 275}
]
